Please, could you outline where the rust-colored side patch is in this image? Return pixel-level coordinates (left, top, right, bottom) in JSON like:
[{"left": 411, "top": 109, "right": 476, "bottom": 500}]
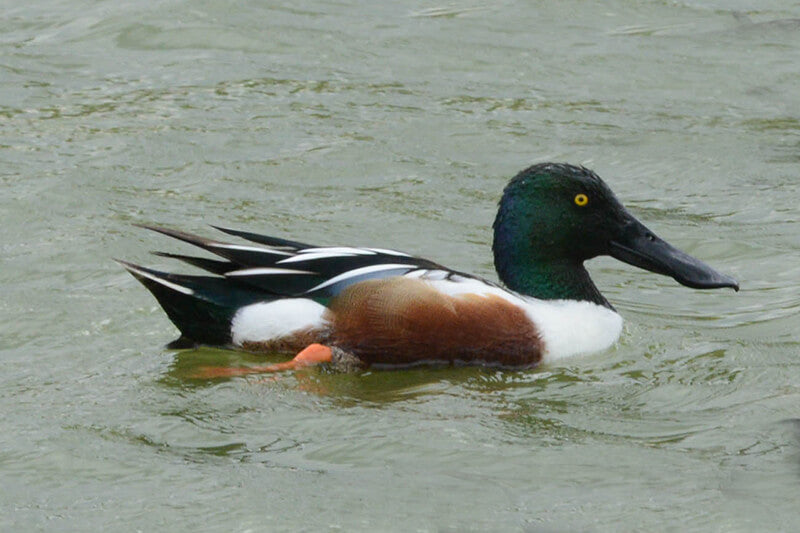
[
  {"left": 239, "top": 328, "right": 328, "bottom": 355},
  {"left": 328, "top": 278, "right": 543, "bottom": 367}
]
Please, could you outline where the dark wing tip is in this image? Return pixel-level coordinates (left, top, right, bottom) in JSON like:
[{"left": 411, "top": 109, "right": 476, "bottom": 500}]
[
  {"left": 150, "top": 251, "right": 237, "bottom": 275},
  {"left": 134, "top": 224, "right": 220, "bottom": 246},
  {"left": 210, "top": 225, "right": 314, "bottom": 250},
  {"left": 113, "top": 257, "right": 139, "bottom": 272}
]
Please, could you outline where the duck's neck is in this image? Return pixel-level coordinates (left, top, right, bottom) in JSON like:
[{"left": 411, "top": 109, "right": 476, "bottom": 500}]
[
  {"left": 492, "top": 212, "right": 612, "bottom": 309},
  {"left": 496, "top": 255, "right": 611, "bottom": 308}
]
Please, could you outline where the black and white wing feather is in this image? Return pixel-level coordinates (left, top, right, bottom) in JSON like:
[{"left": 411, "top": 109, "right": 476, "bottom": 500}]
[
  {"left": 134, "top": 224, "right": 457, "bottom": 300},
  {"left": 119, "top": 225, "right": 493, "bottom": 346}
]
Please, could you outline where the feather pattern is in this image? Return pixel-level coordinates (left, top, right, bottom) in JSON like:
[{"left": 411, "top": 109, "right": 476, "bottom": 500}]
[
  {"left": 136, "top": 225, "right": 464, "bottom": 300},
  {"left": 122, "top": 223, "right": 623, "bottom": 362}
]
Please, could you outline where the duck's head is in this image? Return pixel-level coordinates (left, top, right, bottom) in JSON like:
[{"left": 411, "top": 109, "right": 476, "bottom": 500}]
[{"left": 492, "top": 163, "right": 738, "bottom": 306}]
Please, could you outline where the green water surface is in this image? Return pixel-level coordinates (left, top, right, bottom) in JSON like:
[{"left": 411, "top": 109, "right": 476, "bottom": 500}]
[{"left": 1, "top": 1, "right": 799, "bottom": 531}]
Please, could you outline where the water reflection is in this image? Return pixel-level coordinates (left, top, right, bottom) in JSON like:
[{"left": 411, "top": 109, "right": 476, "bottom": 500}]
[{"left": 160, "top": 345, "right": 557, "bottom": 402}]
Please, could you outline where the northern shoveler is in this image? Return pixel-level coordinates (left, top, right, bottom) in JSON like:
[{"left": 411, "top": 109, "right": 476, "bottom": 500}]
[{"left": 118, "top": 163, "right": 738, "bottom": 375}]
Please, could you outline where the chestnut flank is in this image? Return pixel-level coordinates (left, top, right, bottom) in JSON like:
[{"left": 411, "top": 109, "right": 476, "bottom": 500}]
[{"left": 328, "top": 278, "right": 543, "bottom": 367}]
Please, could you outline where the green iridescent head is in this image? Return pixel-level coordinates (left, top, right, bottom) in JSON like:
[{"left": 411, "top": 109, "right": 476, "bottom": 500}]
[{"left": 492, "top": 163, "right": 738, "bottom": 307}]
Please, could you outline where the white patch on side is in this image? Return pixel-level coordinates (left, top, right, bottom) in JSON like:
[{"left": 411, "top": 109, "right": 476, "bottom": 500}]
[
  {"left": 208, "top": 243, "right": 291, "bottom": 256},
  {"left": 419, "top": 269, "right": 450, "bottom": 281},
  {"left": 366, "top": 247, "right": 412, "bottom": 257},
  {"left": 426, "top": 278, "right": 623, "bottom": 362},
  {"left": 230, "top": 299, "right": 327, "bottom": 346},
  {"left": 300, "top": 247, "right": 375, "bottom": 255},
  {"left": 427, "top": 277, "right": 501, "bottom": 298},
  {"left": 277, "top": 252, "right": 357, "bottom": 264},
  {"left": 305, "top": 263, "right": 416, "bottom": 293},
  {"left": 226, "top": 267, "right": 314, "bottom": 276}
]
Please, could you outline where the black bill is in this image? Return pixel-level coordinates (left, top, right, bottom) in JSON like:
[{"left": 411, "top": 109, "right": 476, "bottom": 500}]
[{"left": 608, "top": 216, "right": 739, "bottom": 291}]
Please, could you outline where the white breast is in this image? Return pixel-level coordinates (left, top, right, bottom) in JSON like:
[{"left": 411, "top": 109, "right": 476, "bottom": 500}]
[{"left": 522, "top": 299, "right": 623, "bottom": 362}]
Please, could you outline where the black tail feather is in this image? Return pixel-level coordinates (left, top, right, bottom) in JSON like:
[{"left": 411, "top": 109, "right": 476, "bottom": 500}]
[
  {"left": 136, "top": 224, "right": 293, "bottom": 267},
  {"left": 134, "top": 224, "right": 221, "bottom": 250},
  {"left": 211, "top": 225, "right": 315, "bottom": 250},
  {"left": 117, "top": 260, "right": 272, "bottom": 347},
  {"left": 151, "top": 252, "right": 236, "bottom": 275}
]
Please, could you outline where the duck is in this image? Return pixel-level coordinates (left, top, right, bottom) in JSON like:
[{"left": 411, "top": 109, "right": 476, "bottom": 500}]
[{"left": 118, "top": 163, "right": 738, "bottom": 375}]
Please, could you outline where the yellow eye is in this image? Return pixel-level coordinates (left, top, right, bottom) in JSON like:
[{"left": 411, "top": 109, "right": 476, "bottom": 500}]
[{"left": 574, "top": 193, "right": 589, "bottom": 207}]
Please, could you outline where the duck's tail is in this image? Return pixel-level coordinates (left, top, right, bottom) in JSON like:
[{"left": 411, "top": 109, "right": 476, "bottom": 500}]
[{"left": 116, "top": 260, "right": 270, "bottom": 348}]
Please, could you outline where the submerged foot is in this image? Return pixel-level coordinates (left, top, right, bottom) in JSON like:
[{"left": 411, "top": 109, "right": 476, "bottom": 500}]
[{"left": 192, "top": 343, "right": 334, "bottom": 378}]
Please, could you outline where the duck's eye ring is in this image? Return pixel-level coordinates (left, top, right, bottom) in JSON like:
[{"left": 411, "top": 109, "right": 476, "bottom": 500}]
[{"left": 574, "top": 193, "right": 589, "bottom": 207}]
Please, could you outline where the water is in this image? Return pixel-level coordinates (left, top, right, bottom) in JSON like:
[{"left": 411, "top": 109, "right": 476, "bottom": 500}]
[{"left": 2, "top": 0, "right": 799, "bottom": 530}]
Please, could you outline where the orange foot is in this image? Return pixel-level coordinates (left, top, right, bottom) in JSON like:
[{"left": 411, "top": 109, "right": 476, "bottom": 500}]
[{"left": 192, "top": 344, "right": 334, "bottom": 379}]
